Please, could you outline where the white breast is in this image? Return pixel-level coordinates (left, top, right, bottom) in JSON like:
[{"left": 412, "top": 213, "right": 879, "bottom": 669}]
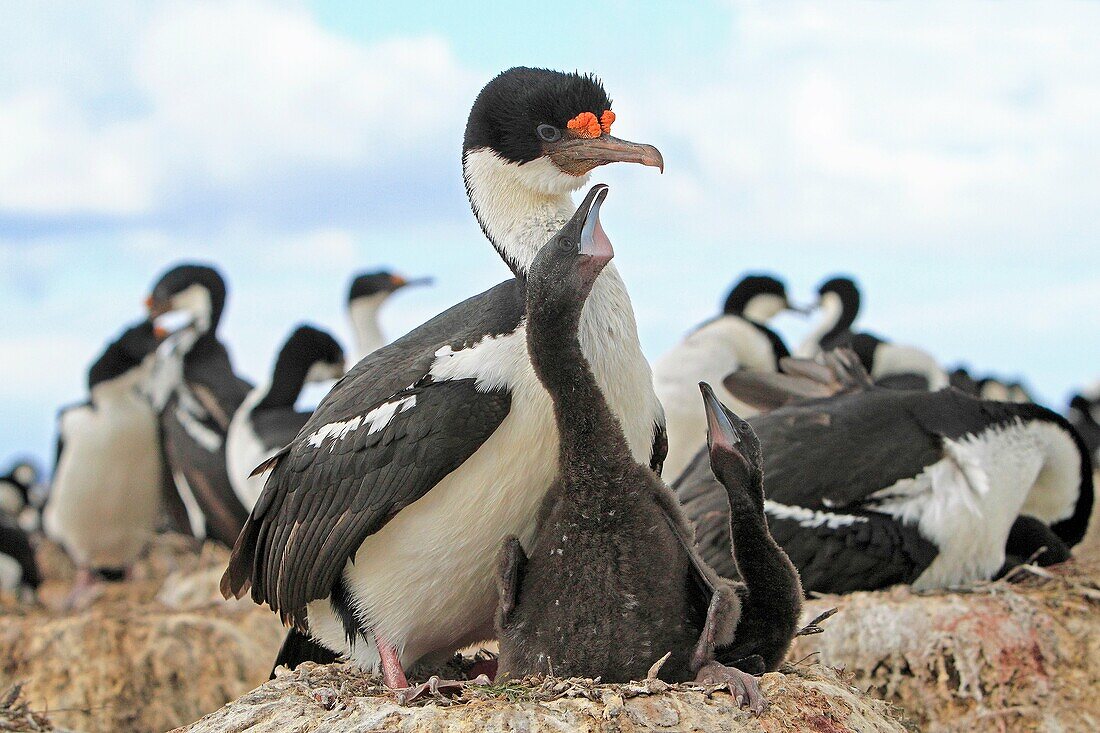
[
  {"left": 868, "top": 420, "right": 1060, "bottom": 589},
  {"left": 47, "top": 384, "right": 163, "bottom": 568}
]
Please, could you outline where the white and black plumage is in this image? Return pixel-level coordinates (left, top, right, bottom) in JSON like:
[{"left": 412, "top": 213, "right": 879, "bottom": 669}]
[
  {"left": 45, "top": 320, "right": 164, "bottom": 592},
  {"left": 798, "top": 277, "right": 948, "bottom": 391},
  {"left": 676, "top": 352, "right": 1093, "bottom": 594},
  {"left": 655, "top": 274, "right": 798, "bottom": 480},
  {"left": 950, "top": 368, "right": 1034, "bottom": 404},
  {"left": 227, "top": 326, "right": 345, "bottom": 510},
  {"left": 978, "top": 378, "right": 1034, "bottom": 404},
  {"left": 1069, "top": 393, "right": 1100, "bottom": 465},
  {"left": 223, "top": 67, "right": 665, "bottom": 684},
  {"left": 0, "top": 514, "right": 39, "bottom": 601},
  {"left": 146, "top": 264, "right": 252, "bottom": 546},
  {"left": 347, "top": 271, "right": 432, "bottom": 362},
  {"left": 0, "top": 460, "right": 41, "bottom": 531}
]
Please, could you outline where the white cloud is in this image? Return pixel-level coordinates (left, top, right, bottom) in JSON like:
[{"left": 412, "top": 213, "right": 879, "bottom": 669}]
[
  {"left": 614, "top": 1, "right": 1100, "bottom": 250},
  {"left": 0, "top": 91, "right": 153, "bottom": 215},
  {"left": 0, "top": 0, "right": 477, "bottom": 221}
]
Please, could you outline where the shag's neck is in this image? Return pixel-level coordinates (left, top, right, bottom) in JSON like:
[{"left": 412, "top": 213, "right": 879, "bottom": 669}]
[
  {"left": 348, "top": 293, "right": 387, "bottom": 359},
  {"left": 254, "top": 347, "right": 311, "bottom": 412},
  {"left": 801, "top": 294, "right": 848, "bottom": 353},
  {"left": 741, "top": 296, "right": 784, "bottom": 324}
]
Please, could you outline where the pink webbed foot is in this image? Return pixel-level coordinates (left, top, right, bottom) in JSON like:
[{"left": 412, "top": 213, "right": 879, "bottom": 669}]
[
  {"left": 696, "top": 661, "right": 767, "bottom": 714},
  {"left": 396, "top": 674, "right": 490, "bottom": 705}
]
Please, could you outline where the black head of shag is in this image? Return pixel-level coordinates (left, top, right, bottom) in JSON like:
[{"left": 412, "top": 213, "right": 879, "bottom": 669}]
[
  {"left": 88, "top": 319, "right": 159, "bottom": 390},
  {"left": 723, "top": 274, "right": 790, "bottom": 316},
  {"left": 817, "top": 276, "right": 860, "bottom": 313},
  {"left": 146, "top": 262, "right": 228, "bottom": 331},
  {"left": 464, "top": 67, "right": 663, "bottom": 176},
  {"left": 347, "top": 271, "right": 433, "bottom": 304},
  {"left": 280, "top": 325, "right": 346, "bottom": 374}
]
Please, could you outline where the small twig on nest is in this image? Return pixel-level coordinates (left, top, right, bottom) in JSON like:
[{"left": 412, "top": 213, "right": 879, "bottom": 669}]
[
  {"left": 791, "top": 652, "right": 821, "bottom": 667},
  {"left": 0, "top": 684, "right": 22, "bottom": 710},
  {"left": 1000, "top": 563, "right": 1058, "bottom": 585},
  {"left": 646, "top": 651, "right": 671, "bottom": 680},
  {"left": 796, "top": 607, "right": 838, "bottom": 636},
  {"left": 1025, "top": 546, "right": 1051, "bottom": 565}
]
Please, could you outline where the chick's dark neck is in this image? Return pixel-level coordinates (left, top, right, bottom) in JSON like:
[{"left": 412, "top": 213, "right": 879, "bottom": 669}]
[{"left": 526, "top": 288, "right": 633, "bottom": 495}]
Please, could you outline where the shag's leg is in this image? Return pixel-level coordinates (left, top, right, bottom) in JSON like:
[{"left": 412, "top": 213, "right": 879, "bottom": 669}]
[
  {"left": 375, "top": 632, "right": 409, "bottom": 690},
  {"left": 377, "top": 633, "right": 490, "bottom": 705},
  {"left": 63, "top": 567, "right": 101, "bottom": 610}
]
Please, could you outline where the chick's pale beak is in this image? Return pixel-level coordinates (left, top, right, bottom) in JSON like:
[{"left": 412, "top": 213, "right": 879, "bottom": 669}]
[
  {"left": 549, "top": 135, "right": 664, "bottom": 176},
  {"left": 578, "top": 185, "right": 613, "bottom": 264},
  {"left": 700, "top": 382, "right": 741, "bottom": 452}
]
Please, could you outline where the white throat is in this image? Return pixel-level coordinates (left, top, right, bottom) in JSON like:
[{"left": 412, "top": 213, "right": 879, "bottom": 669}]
[
  {"left": 169, "top": 284, "right": 214, "bottom": 336},
  {"left": 742, "top": 294, "right": 785, "bottom": 323},
  {"left": 797, "top": 292, "right": 844, "bottom": 357},
  {"left": 348, "top": 293, "right": 390, "bottom": 361},
  {"left": 464, "top": 148, "right": 589, "bottom": 273}
]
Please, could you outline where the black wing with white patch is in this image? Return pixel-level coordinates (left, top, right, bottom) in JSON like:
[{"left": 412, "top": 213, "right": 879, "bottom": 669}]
[
  {"left": 223, "top": 281, "right": 524, "bottom": 628},
  {"left": 674, "top": 451, "right": 938, "bottom": 594},
  {"left": 767, "top": 509, "right": 936, "bottom": 594},
  {"left": 748, "top": 389, "right": 943, "bottom": 510}
]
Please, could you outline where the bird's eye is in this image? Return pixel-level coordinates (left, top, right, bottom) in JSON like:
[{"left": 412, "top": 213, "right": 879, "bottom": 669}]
[
  {"left": 557, "top": 237, "right": 576, "bottom": 253},
  {"left": 537, "top": 124, "right": 562, "bottom": 142}
]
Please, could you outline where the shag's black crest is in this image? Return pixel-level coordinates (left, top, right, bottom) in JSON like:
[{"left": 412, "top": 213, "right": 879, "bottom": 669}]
[
  {"left": 464, "top": 67, "right": 612, "bottom": 164},
  {"left": 348, "top": 271, "right": 399, "bottom": 302},
  {"left": 88, "top": 320, "right": 158, "bottom": 390},
  {"left": 150, "top": 262, "right": 228, "bottom": 324},
  {"left": 723, "top": 274, "right": 787, "bottom": 315}
]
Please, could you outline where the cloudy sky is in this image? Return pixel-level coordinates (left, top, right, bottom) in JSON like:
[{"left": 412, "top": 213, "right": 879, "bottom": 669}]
[{"left": 2, "top": 1, "right": 1099, "bottom": 468}]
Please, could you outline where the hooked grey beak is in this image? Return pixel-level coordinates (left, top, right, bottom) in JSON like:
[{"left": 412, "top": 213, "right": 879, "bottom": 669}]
[{"left": 549, "top": 135, "right": 665, "bottom": 175}]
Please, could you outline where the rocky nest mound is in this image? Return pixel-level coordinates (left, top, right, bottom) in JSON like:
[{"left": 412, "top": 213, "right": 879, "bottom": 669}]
[
  {"left": 0, "top": 535, "right": 285, "bottom": 733},
  {"left": 176, "top": 661, "right": 914, "bottom": 732},
  {"left": 792, "top": 557, "right": 1100, "bottom": 732}
]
